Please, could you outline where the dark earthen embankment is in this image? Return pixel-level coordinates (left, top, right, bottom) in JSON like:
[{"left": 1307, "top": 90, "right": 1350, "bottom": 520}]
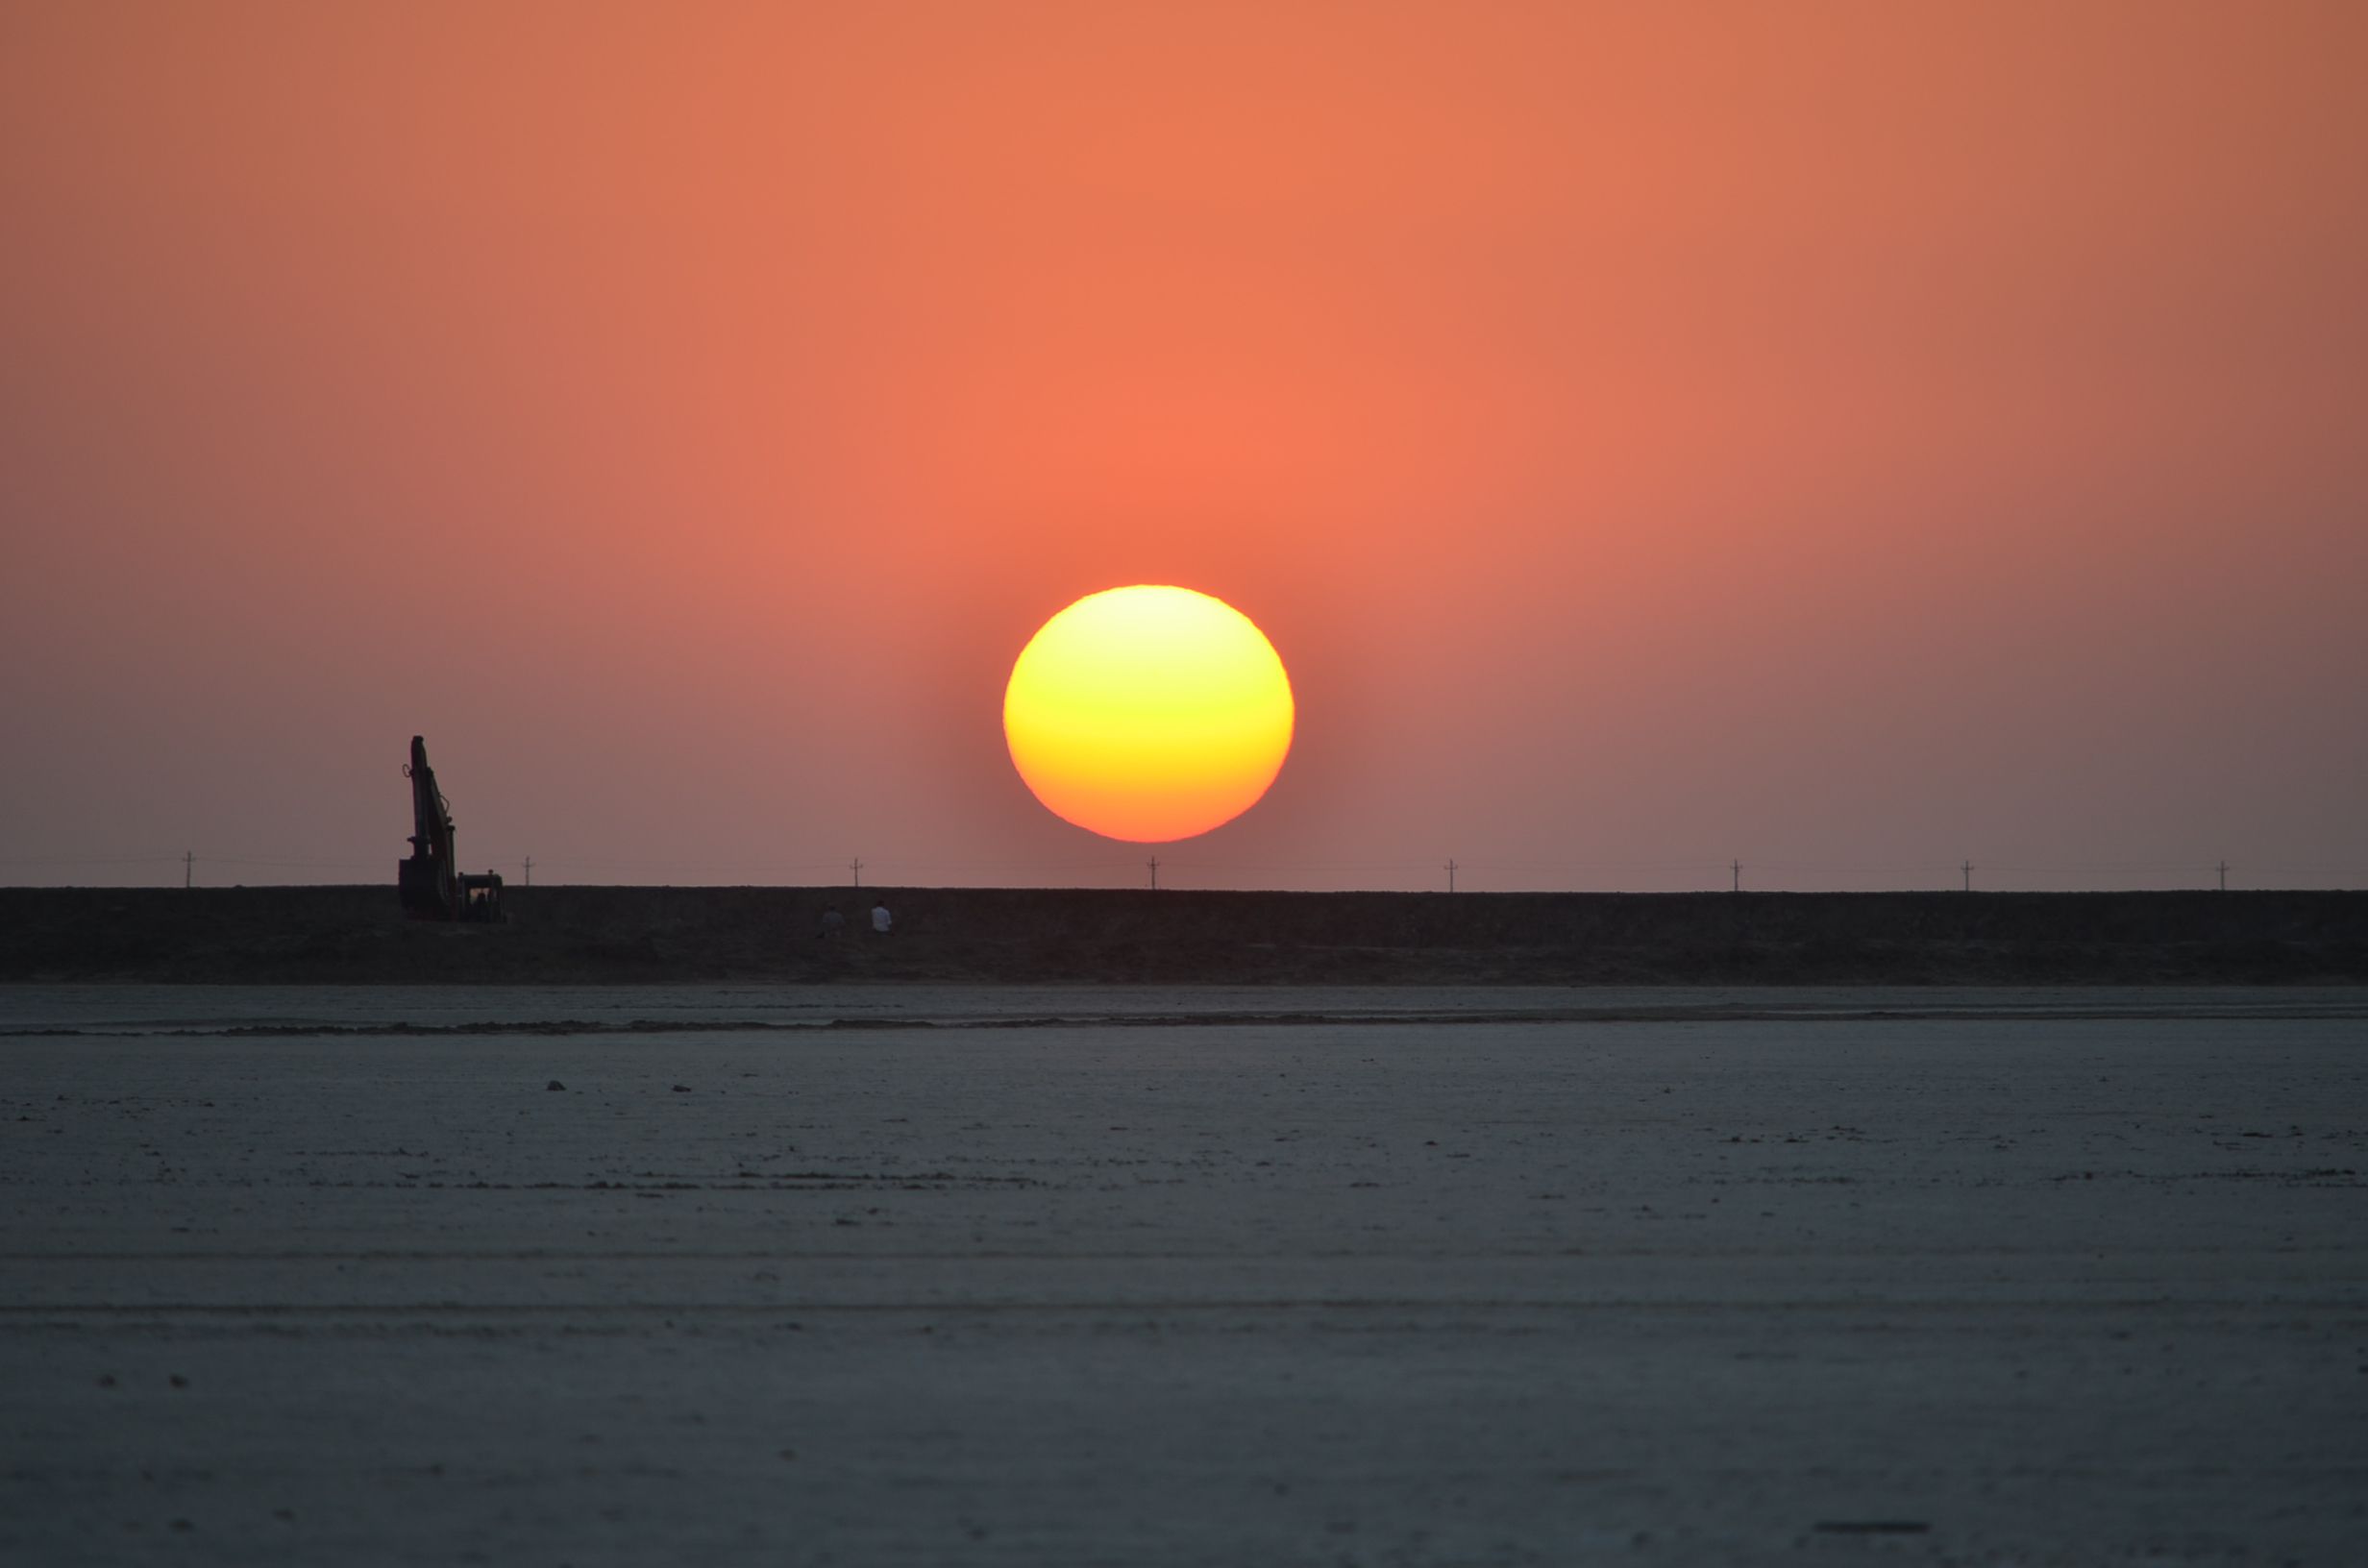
[{"left": 3, "top": 885, "right": 2363, "bottom": 985}]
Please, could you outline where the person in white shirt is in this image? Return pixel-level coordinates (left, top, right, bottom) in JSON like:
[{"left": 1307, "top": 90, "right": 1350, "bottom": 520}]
[{"left": 871, "top": 899, "right": 893, "bottom": 935}]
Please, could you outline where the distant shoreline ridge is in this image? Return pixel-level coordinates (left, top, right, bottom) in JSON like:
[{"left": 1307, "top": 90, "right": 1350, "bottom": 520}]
[{"left": 4, "top": 886, "right": 2362, "bottom": 986}]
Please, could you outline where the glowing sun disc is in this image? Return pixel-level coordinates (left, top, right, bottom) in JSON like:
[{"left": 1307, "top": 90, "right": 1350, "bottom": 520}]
[{"left": 1003, "top": 585, "right": 1295, "bottom": 843}]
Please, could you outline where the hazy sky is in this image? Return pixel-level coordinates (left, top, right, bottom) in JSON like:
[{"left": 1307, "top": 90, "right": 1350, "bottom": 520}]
[{"left": 6, "top": 2, "right": 2364, "bottom": 892}]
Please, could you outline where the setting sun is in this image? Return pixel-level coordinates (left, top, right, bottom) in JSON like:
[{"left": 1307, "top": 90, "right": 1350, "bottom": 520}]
[{"left": 1003, "top": 586, "right": 1295, "bottom": 843}]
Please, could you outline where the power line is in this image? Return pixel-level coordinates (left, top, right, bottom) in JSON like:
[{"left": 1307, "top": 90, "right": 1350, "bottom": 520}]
[
  {"left": 0, "top": 854, "right": 186, "bottom": 866},
  {"left": 10, "top": 845, "right": 2368, "bottom": 892}
]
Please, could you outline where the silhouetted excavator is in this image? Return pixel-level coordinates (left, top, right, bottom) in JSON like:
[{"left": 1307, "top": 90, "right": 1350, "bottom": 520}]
[{"left": 399, "top": 735, "right": 506, "bottom": 921}]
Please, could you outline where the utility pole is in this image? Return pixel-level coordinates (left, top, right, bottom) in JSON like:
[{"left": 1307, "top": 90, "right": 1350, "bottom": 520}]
[
  {"left": 1147, "top": 855, "right": 1159, "bottom": 892},
  {"left": 1446, "top": 858, "right": 1457, "bottom": 894},
  {"left": 850, "top": 857, "right": 862, "bottom": 890},
  {"left": 185, "top": 850, "right": 193, "bottom": 889},
  {"left": 1962, "top": 859, "right": 1973, "bottom": 894},
  {"left": 523, "top": 856, "right": 533, "bottom": 888},
  {"left": 1731, "top": 859, "right": 1741, "bottom": 894},
  {"left": 2217, "top": 859, "right": 2228, "bottom": 892}
]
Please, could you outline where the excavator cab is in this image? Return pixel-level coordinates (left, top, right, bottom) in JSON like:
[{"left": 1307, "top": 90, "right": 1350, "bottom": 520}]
[
  {"left": 461, "top": 875, "right": 505, "bottom": 920},
  {"left": 400, "top": 735, "right": 506, "bottom": 922}
]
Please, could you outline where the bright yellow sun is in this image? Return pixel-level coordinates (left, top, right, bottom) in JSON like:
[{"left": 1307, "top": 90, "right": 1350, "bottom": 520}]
[{"left": 1003, "top": 585, "right": 1295, "bottom": 843}]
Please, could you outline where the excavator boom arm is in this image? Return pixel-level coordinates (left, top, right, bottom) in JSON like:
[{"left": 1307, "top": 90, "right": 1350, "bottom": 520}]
[{"left": 399, "top": 735, "right": 503, "bottom": 921}]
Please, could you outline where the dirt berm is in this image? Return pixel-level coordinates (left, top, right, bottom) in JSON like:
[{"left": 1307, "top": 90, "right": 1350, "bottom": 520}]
[{"left": 3, "top": 886, "right": 2364, "bottom": 985}]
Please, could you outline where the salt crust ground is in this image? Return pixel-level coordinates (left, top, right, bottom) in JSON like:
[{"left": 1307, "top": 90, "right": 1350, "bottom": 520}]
[{"left": 4, "top": 985, "right": 2365, "bottom": 1565}]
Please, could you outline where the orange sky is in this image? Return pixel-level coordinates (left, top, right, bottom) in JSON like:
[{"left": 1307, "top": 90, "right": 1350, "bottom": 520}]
[{"left": 5, "top": 2, "right": 2364, "bottom": 891}]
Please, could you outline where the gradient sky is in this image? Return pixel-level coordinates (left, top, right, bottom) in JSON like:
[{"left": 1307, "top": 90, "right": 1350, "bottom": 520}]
[{"left": 5, "top": 2, "right": 2364, "bottom": 892}]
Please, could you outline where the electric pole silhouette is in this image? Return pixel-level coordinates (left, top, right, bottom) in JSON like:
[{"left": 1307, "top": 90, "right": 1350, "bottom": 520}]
[
  {"left": 1962, "top": 859, "right": 1972, "bottom": 893},
  {"left": 1147, "top": 855, "right": 1159, "bottom": 891},
  {"left": 1446, "top": 858, "right": 1457, "bottom": 894},
  {"left": 523, "top": 855, "right": 532, "bottom": 888},
  {"left": 2218, "top": 860, "right": 2229, "bottom": 892},
  {"left": 850, "top": 858, "right": 862, "bottom": 890},
  {"left": 184, "top": 851, "right": 193, "bottom": 889},
  {"left": 1731, "top": 859, "right": 1740, "bottom": 894}
]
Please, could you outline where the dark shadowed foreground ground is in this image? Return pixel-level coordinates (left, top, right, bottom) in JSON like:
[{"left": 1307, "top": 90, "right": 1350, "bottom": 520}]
[
  {"left": 3, "top": 984, "right": 2365, "bottom": 1565},
  {"left": 5, "top": 886, "right": 2366, "bottom": 984}
]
